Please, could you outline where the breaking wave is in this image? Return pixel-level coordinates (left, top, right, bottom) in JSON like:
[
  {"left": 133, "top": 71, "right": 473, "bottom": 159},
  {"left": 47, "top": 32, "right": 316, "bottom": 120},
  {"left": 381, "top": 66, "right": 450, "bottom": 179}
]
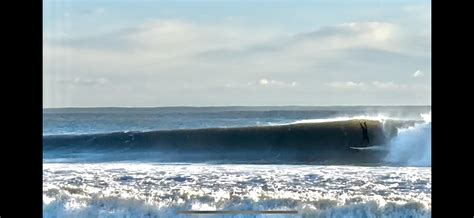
[{"left": 385, "top": 112, "right": 431, "bottom": 166}]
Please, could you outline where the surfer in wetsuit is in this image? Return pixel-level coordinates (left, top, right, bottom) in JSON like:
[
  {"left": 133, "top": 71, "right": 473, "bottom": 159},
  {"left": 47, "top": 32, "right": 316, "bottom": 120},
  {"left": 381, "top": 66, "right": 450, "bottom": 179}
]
[{"left": 360, "top": 121, "right": 370, "bottom": 145}]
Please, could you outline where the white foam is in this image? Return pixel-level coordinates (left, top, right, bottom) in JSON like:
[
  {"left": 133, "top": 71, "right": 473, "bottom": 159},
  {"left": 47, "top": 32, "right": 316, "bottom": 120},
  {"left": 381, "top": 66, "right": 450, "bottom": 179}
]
[
  {"left": 385, "top": 112, "right": 431, "bottom": 166},
  {"left": 274, "top": 114, "right": 415, "bottom": 126},
  {"left": 290, "top": 115, "right": 392, "bottom": 124},
  {"left": 43, "top": 163, "right": 431, "bottom": 217}
]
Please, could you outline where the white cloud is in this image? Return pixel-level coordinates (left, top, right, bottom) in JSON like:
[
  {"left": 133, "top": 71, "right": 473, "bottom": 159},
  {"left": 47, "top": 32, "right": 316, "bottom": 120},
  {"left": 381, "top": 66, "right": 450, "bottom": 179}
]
[
  {"left": 55, "top": 19, "right": 280, "bottom": 57},
  {"left": 413, "top": 70, "right": 424, "bottom": 77},
  {"left": 326, "top": 81, "right": 416, "bottom": 91},
  {"left": 59, "top": 77, "right": 108, "bottom": 86},
  {"left": 259, "top": 79, "right": 269, "bottom": 85},
  {"left": 326, "top": 81, "right": 365, "bottom": 89},
  {"left": 43, "top": 19, "right": 430, "bottom": 107},
  {"left": 44, "top": 20, "right": 423, "bottom": 63},
  {"left": 291, "top": 22, "right": 400, "bottom": 54},
  {"left": 372, "top": 81, "right": 408, "bottom": 90},
  {"left": 258, "top": 78, "right": 296, "bottom": 87},
  {"left": 226, "top": 79, "right": 297, "bottom": 88}
]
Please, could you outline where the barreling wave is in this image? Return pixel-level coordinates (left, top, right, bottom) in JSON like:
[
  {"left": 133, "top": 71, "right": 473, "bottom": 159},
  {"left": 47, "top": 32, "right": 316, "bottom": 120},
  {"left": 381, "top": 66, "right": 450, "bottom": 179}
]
[{"left": 44, "top": 119, "right": 418, "bottom": 164}]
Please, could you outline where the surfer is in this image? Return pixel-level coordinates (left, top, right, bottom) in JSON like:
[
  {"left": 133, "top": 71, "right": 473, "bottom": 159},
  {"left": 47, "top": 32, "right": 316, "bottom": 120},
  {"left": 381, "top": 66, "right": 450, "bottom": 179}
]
[{"left": 360, "top": 121, "right": 370, "bottom": 145}]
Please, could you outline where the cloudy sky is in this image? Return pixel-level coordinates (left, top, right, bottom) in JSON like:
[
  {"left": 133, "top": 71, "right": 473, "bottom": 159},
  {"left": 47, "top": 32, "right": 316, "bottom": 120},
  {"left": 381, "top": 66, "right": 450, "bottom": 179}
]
[{"left": 43, "top": 0, "right": 431, "bottom": 107}]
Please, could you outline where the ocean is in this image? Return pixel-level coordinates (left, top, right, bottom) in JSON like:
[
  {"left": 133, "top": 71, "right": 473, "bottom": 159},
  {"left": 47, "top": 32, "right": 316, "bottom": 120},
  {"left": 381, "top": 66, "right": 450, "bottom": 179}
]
[{"left": 43, "top": 106, "right": 431, "bottom": 217}]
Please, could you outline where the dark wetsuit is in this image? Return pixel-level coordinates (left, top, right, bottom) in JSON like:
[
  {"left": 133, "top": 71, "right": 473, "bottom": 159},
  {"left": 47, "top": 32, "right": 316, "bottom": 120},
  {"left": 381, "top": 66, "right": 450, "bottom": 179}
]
[{"left": 360, "top": 122, "right": 370, "bottom": 145}]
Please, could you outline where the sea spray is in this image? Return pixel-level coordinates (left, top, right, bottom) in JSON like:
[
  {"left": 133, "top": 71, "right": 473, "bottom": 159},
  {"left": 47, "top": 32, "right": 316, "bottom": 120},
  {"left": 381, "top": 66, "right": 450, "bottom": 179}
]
[{"left": 385, "top": 112, "right": 431, "bottom": 166}]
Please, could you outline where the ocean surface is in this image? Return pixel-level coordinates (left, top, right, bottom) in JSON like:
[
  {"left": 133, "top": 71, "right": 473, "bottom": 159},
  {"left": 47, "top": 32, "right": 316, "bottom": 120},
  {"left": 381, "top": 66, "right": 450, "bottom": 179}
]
[{"left": 43, "top": 106, "right": 431, "bottom": 217}]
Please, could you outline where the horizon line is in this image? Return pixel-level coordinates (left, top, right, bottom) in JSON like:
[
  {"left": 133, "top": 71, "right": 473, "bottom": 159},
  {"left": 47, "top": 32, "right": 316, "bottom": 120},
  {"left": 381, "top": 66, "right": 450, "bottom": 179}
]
[{"left": 43, "top": 104, "right": 431, "bottom": 109}]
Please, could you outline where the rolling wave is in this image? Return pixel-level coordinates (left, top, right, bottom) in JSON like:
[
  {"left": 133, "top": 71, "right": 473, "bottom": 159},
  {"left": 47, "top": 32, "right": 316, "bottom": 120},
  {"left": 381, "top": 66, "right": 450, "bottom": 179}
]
[{"left": 43, "top": 119, "right": 418, "bottom": 164}]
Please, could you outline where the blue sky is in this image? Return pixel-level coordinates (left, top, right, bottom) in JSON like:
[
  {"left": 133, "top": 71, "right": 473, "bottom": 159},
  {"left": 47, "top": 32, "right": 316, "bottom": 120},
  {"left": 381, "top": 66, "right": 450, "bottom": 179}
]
[{"left": 43, "top": 0, "right": 431, "bottom": 107}]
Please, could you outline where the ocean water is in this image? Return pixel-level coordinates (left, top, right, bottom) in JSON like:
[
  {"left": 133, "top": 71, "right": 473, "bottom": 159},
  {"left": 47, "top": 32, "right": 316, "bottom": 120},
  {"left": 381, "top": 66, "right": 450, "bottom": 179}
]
[{"left": 43, "top": 106, "right": 431, "bottom": 217}]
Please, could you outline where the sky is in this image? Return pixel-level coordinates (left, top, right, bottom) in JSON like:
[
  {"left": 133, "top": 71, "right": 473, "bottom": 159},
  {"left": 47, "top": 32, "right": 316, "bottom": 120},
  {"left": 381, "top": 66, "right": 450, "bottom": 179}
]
[{"left": 43, "top": 0, "right": 431, "bottom": 107}]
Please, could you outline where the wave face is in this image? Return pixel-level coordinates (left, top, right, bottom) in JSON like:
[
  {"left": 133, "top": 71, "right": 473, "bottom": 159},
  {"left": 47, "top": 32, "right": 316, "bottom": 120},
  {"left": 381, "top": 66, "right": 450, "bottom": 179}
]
[
  {"left": 43, "top": 163, "right": 431, "bottom": 218},
  {"left": 43, "top": 119, "right": 416, "bottom": 164}
]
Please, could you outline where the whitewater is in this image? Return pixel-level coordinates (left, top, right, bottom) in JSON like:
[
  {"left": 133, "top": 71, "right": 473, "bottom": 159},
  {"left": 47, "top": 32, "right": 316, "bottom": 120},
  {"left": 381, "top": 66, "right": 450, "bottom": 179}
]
[{"left": 43, "top": 106, "right": 431, "bottom": 217}]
